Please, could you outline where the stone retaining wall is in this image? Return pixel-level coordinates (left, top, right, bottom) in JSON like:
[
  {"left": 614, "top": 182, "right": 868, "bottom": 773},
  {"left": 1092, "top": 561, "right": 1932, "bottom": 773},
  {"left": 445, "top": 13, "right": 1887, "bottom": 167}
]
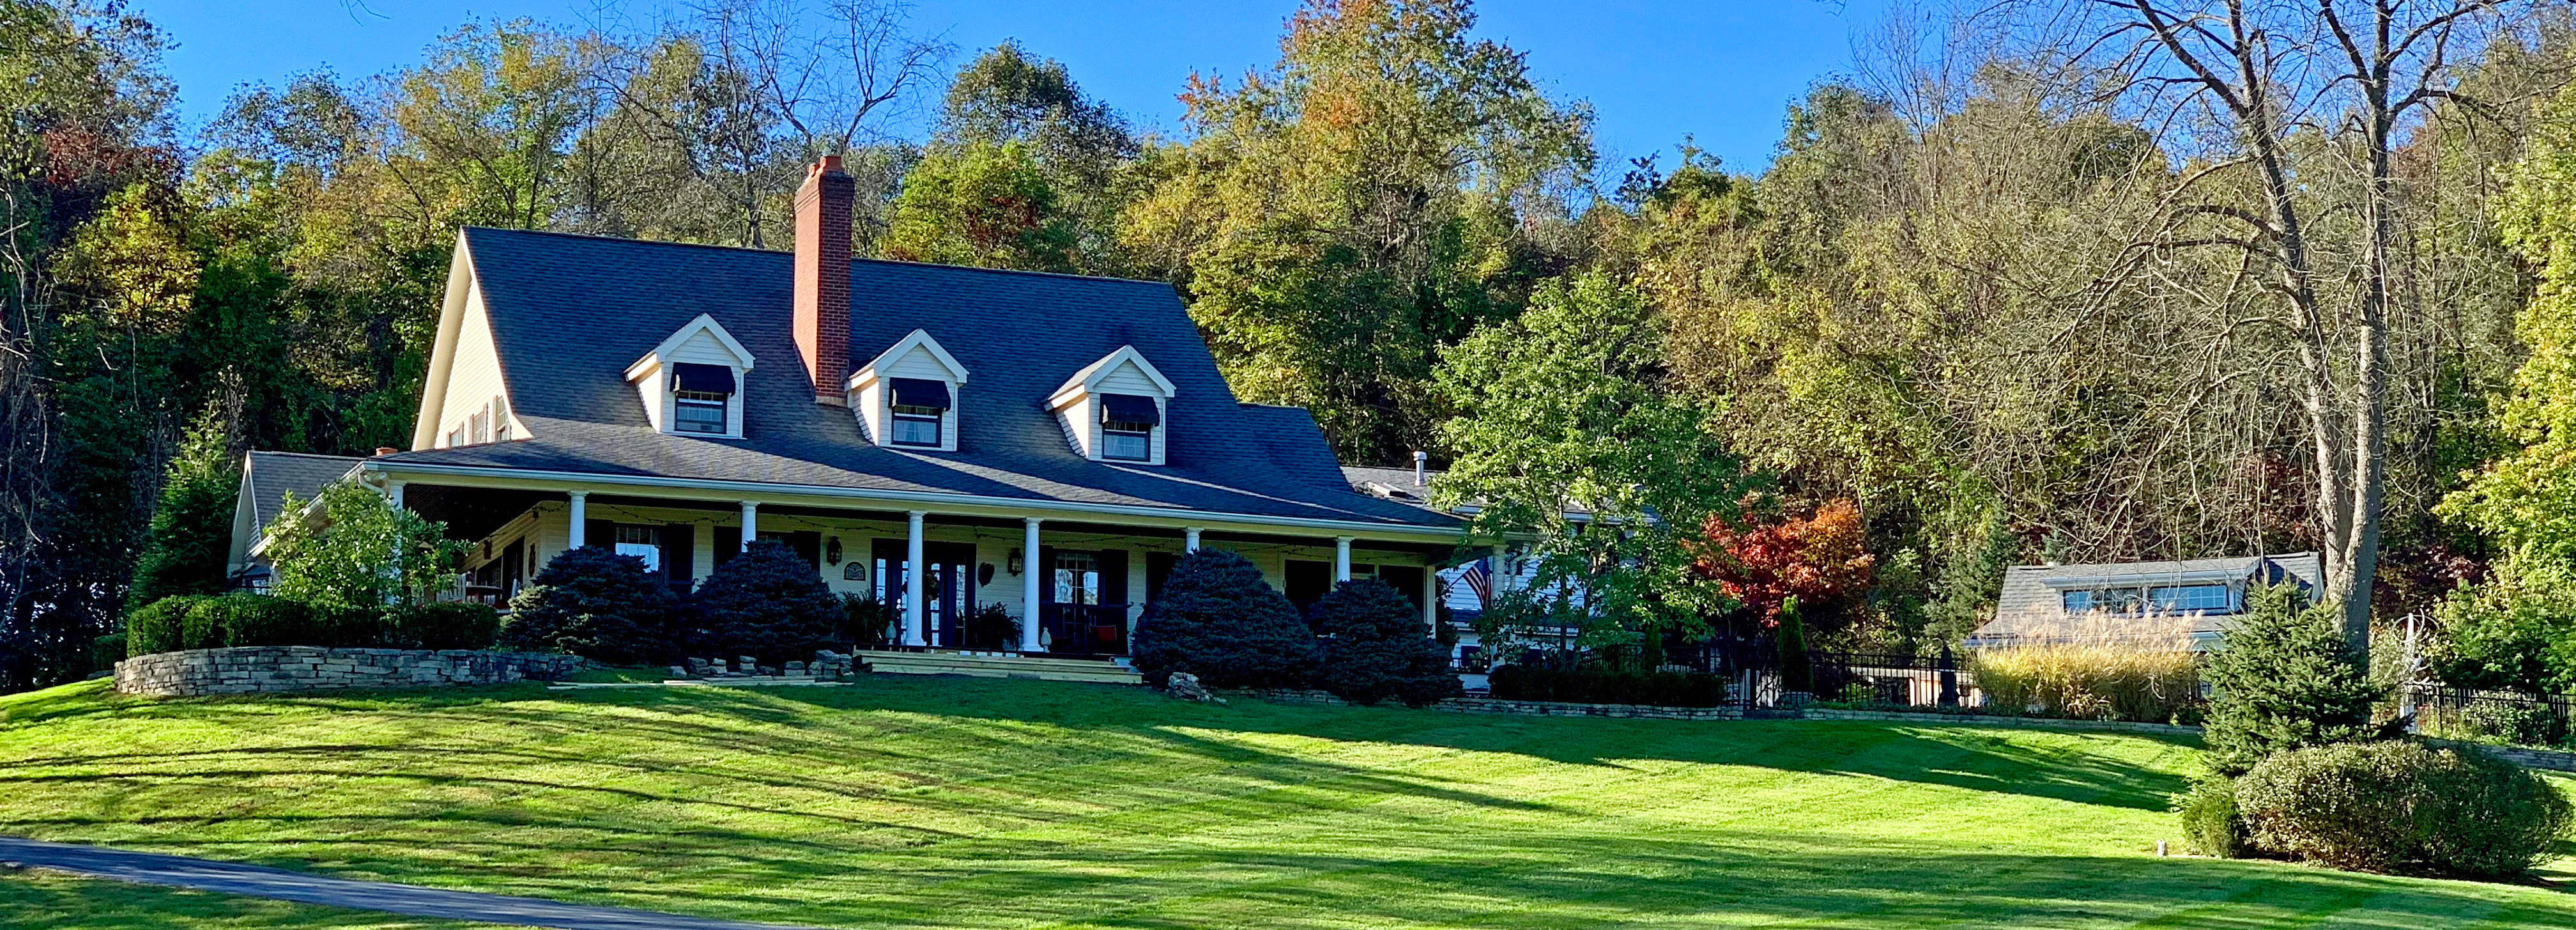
[
  {"left": 1232, "top": 688, "right": 1744, "bottom": 721},
  {"left": 115, "top": 647, "right": 589, "bottom": 697}
]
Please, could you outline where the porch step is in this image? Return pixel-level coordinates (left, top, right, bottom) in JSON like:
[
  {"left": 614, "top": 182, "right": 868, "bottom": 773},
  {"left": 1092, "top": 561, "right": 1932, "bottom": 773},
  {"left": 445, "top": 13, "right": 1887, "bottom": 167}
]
[{"left": 855, "top": 650, "right": 1144, "bottom": 685}]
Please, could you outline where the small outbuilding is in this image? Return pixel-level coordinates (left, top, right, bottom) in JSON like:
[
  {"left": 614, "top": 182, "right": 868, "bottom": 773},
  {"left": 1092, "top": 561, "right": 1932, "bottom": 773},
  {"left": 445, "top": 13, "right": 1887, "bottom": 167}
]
[{"left": 1964, "top": 552, "right": 2322, "bottom": 652}]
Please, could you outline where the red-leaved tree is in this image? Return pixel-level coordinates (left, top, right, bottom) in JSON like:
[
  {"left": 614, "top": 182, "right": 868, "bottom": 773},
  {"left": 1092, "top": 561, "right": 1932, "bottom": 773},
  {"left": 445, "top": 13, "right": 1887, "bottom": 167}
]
[{"left": 1698, "top": 497, "right": 1876, "bottom": 628}]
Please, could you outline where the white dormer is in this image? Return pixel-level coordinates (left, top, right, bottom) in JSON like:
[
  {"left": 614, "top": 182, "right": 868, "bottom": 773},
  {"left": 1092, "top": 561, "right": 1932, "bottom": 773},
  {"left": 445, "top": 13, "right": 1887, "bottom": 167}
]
[
  {"left": 1049, "top": 346, "right": 1177, "bottom": 465},
  {"left": 625, "top": 314, "right": 754, "bottom": 439},
  {"left": 847, "top": 329, "right": 968, "bottom": 452}
]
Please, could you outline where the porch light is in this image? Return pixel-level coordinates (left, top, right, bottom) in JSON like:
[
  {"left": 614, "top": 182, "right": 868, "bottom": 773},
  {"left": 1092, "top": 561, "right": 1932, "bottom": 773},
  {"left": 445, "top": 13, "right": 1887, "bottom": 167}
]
[
  {"left": 826, "top": 535, "right": 843, "bottom": 565},
  {"left": 1008, "top": 547, "right": 1023, "bottom": 575}
]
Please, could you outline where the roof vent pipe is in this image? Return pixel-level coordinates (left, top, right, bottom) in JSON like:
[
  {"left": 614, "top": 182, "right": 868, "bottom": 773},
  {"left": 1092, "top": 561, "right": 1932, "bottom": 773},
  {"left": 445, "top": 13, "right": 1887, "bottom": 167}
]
[
  {"left": 1413, "top": 450, "right": 1427, "bottom": 486},
  {"left": 793, "top": 155, "right": 854, "bottom": 407}
]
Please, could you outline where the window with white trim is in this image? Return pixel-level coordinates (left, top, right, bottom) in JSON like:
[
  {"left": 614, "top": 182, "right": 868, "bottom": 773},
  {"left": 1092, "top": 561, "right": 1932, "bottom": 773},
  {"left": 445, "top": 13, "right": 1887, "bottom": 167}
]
[
  {"left": 887, "top": 377, "right": 950, "bottom": 447},
  {"left": 1098, "top": 393, "right": 1158, "bottom": 461},
  {"left": 668, "top": 362, "right": 737, "bottom": 435}
]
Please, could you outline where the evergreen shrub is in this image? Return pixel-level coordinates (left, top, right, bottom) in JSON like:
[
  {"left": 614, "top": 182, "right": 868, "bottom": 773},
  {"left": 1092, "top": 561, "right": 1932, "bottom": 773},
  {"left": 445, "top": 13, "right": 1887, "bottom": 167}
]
[
  {"left": 2235, "top": 741, "right": 2572, "bottom": 877},
  {"left": 1310, "top": 578, "right": 1461, "bottom": 706},
  {"left": 2203, "top": 585, "right": 2384, "bottom": 775},
  {"left": 503, "top": 546, "right": 680, "bottom": 664},
  {"left": 1130, "top": 548, "right": 1317, "bottom": 688},
  {"left": 684, "top": 541, "right": 841, "bottom": 664}
]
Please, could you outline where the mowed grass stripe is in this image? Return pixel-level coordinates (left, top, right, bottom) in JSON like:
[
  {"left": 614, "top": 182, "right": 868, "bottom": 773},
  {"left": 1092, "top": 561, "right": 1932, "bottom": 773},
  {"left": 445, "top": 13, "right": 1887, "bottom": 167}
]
[{"left": 1, "top": 674, "right": 2570, "bottom": 929}]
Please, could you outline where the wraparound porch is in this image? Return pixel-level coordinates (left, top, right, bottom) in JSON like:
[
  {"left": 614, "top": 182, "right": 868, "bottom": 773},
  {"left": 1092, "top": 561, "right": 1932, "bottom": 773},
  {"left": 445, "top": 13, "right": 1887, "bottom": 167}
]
[{"left": 378, "top": 469, "right": 1467, "bottom": 659}]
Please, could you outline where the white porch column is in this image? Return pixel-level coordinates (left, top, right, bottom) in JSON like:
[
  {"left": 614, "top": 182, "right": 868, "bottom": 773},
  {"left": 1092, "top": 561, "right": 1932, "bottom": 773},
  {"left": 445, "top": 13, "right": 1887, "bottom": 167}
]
[
  {"left": 903, "top": 510, "right": 928, "bottom": 646},
  {"left": 1422, "top": 562, "right": 1440, "bottom": 633},
  {"left": 1021, "top": 518, "right": 1044, "bottom": 652},
  {"left": 1184, "top": 526, "right": 1202, "bottom": 552},
  {"left": 567, "top": 492, "right": 588, "bottom": 548},
  {"left": 1334, "top": 536, "right": 1353, "bottom": 582},
  {"left": 1490, "top": 543, "right": 1508, "bottom": 591},
  {"left": 738, "top": 501, "right": 759, "bottom": 551}
]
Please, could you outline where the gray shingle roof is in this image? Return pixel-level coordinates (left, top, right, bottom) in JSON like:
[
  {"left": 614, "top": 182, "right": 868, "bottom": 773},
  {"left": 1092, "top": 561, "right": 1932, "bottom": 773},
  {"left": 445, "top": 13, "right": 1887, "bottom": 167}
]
[
  {"left": 241, "top": 451, "right": 364, "bottom": 530},
  {"left": 1968, "top": 552, "right": 2324, "bottom": 648},
  {"left": 381, "top": 228, "right": 1456, "bottom": 529}
]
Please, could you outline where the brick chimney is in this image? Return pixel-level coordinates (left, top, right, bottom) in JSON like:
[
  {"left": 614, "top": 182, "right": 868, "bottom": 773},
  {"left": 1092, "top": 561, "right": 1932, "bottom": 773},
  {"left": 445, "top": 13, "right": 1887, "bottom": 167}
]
[{"left": 793, "top": 156, "right": 854, "bottom": 406}]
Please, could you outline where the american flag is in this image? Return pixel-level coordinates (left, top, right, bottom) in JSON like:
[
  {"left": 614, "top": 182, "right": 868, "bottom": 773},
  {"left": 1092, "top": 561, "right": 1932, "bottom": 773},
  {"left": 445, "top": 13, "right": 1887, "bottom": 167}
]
[{"left": 1459, "top": 557, "right": 1497, "bottom": 608}]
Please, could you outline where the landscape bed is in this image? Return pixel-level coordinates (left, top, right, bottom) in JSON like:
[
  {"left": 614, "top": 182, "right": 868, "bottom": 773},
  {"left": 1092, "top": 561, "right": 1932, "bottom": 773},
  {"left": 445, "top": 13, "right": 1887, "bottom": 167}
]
[{"left": 1, "top": 674, "right": 2571, "bottom": 929}]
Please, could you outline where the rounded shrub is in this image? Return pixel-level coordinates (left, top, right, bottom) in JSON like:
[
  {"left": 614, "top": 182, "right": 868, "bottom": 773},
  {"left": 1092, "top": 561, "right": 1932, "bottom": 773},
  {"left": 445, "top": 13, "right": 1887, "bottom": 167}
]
[
  {"left": 2236, "top": 741, "right": 2573, "bottom": 877},
  {"left": 1130, "top": 548, "right": 1317, "bottom": 689},
  {"left": 2175, "top": 776, "right": 2248, "bottom": 858},
  {"left": 683, "top": 540, "right": 841, "bottom": 665},
  {"left": 126, "top": 594, "right": 211, "bottom": 657},
  {"left": 504, "top": 546, "right": 680, "bottom": 665},
  {"left": 380, "top": 602, "right": 502, "bottom": 650},
  {"left": 1310, "top": 578, "right": 1460, "bottom": 707}
]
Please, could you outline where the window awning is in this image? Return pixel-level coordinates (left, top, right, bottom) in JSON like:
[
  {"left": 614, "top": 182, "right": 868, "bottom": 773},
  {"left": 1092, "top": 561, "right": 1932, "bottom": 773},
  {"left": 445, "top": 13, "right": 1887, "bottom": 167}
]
[
  {"left": 1098, "top": 394, "right": 1160, "bottom": 426},
  {"left": 669, "top": 362, "right": 737, "bottom": 395},
  {"left": 888, "top": 377, "right": 952, "bottom": 410}
]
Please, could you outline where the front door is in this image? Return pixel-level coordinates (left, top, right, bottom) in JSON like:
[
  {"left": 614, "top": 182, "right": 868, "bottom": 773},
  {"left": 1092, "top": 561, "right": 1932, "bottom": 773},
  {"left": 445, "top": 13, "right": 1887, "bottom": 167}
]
[
  {"left": 872, "top": 540, "right": 975, "bottom": 646},
  {"left": 1043, "top": 549, "right": 1128, "bottom": 655}
]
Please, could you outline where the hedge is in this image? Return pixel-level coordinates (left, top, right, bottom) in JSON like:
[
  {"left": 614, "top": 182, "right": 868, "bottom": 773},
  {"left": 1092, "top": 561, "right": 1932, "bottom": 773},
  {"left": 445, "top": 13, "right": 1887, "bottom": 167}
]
[
  {"left": 1485, "top": 664, "right": 1731, "bottom": 708},
  {"left": 125, "top": 594, "right": 500, "bottom": 656}
]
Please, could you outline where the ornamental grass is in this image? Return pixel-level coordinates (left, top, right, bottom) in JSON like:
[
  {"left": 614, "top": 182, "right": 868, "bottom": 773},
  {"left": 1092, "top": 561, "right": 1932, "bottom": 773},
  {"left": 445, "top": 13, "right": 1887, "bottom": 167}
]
[{"left": 1970, "top": 615, "right": 2203, "bottom": 724}]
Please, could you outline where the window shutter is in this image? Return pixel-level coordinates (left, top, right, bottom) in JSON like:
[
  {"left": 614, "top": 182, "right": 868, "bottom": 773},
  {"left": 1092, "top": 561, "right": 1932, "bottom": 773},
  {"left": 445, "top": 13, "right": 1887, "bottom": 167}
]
[
  {"left": 1145, "top": 551, "right": 1176, "bottom": 605},
  {"left": 585, "top": 519, "right": 613, "bottom": 552},
  {"left": 1099, "top": 550, "right": 1128, "bottom": 606},
  {"left": 787, "top": 531, "right": 822, "bottom": 570},
  {"left": 662, "top": 524, "right": 695, "bottom": 593},
  {"left": 1378, "top": 565, "right": 1427, "bottom": 616},
  {"left": 1038, "top": 546, "right": 1059, "bottom": 603}
]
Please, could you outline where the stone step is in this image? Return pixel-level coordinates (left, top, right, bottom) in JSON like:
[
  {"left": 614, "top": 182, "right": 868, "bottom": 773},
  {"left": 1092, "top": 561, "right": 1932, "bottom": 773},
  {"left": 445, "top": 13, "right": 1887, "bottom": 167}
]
[
  {"left": 853, "top": 650, "right": 1131, "bottom": 673},
  {"left": 855, "top": 650, "right": 1143, "bottom": 685}
]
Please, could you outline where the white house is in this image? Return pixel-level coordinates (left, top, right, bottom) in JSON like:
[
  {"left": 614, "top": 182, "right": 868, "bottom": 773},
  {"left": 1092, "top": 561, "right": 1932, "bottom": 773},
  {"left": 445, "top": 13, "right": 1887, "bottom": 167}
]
[{"left": 226, "top": 157, "right": 1477, "bottom": 668}]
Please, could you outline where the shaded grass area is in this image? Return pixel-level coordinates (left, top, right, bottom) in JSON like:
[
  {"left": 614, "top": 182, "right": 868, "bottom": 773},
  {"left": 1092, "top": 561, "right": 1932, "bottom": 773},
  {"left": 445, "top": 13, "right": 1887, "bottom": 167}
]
[
  {"left": 0, "top": 675, "right": 2568, "bottom": 928},
  {"left": 0, "top": 870, "right": 514, "bottom": 929}
]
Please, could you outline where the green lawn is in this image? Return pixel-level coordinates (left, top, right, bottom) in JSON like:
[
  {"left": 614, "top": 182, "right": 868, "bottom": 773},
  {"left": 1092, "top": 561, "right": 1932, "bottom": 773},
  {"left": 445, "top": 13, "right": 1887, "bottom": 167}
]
[
  {"left": 0, "top": 870, "right": 514, "bottom": 929},
  {"left": 0, "top": 675, "right": 2568, "bottom": 929}
]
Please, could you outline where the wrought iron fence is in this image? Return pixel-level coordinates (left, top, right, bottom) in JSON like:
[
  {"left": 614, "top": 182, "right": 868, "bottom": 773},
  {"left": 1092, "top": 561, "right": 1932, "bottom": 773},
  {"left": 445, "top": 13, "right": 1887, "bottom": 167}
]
[
  {"left": 1805, "top": 650, "right": 1973, "bottom": 709},
  {"left": 2406, "top": 685, "right": 2576, "bottom": 749}
]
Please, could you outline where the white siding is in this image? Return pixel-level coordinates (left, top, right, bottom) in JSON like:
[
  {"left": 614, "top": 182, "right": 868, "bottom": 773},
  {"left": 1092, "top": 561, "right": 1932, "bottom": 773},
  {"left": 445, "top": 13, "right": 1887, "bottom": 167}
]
[
  {"left": 1089, "top": 360, "right": 1168, "bottom": 465},
  {"left": 435, "top": 285, "right": 518, "bottom": 447},
  {"left": 861, "top": 344, "right": 960, "bottom": 452},
  {"left": 629, "top": 319, "right": 749, "bottom": 439}
]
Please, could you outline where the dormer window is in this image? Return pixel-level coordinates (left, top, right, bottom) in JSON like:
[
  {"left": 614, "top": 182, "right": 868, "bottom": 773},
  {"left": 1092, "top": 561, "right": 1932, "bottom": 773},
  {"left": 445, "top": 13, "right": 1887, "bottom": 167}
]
[
  {"left": 848, "top": 330, "right": 968, "bottom": 453},
  {"left": 887, "top": 378, "right": 950, "bottom": 446},
  {"left": 670, "top": 363, "right": 737, "bottom": 435},
  {"left": 627, "top": 314, "right": 753, "bottom": 439},
  {"left": 1050, "top": 346, "right": 1177, "bottom": 466},
  {"left": 1099, "top": 394, "right": 1158, "bottom": 461}
]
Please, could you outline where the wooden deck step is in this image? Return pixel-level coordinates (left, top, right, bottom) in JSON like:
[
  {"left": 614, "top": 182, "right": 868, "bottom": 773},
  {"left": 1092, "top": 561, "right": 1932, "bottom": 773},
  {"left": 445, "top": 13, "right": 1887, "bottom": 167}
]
[{"left": 855, "top": 650, "right": 1143, "bottom": 685}]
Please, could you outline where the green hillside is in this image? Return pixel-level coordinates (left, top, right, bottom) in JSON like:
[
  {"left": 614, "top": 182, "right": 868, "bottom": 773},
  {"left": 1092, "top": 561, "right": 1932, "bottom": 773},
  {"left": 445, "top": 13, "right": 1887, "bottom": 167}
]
[{"left": 0, "top": 676, "right": 2568, "bottom": 929}]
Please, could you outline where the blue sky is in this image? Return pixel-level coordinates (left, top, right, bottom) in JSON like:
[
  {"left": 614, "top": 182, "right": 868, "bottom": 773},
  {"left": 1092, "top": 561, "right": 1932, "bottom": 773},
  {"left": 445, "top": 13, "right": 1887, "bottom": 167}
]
[{"left": 136, "top": 0, "right": 1887, "bottom": 173}]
